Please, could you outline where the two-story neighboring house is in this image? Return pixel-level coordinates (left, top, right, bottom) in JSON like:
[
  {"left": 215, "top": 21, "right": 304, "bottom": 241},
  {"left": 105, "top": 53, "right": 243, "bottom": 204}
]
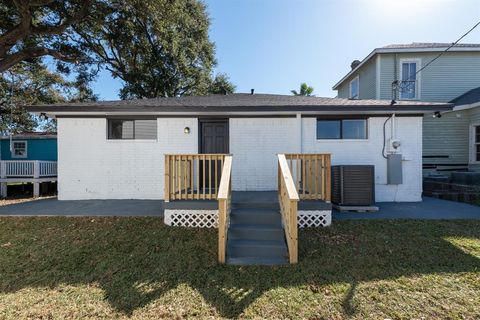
[{"left": 333, "top": 43, "right": 480, "bottom": 175}]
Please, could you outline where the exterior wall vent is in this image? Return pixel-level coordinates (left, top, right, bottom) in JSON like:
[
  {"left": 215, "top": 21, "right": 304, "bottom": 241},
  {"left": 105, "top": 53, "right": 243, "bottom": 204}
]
[{"left": 331, "top": 165, "right": 375, "bottom": 206}]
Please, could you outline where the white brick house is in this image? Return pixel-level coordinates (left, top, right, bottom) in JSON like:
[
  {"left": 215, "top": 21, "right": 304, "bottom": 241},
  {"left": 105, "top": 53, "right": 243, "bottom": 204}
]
[{"left": 28, "top": 93, "right": 451, "bottom": 202}]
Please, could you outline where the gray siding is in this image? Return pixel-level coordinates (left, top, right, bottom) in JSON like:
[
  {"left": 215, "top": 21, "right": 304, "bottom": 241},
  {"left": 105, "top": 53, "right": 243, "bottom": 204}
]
[
  {"left": 423, "top": 110, "right": 470, "bottom": 166},
  {"left": 379, "top": 52, "right": 480, "bottom": 102},
  {"left": 336, "top": 59, "right": 376, "bottom": 99}
]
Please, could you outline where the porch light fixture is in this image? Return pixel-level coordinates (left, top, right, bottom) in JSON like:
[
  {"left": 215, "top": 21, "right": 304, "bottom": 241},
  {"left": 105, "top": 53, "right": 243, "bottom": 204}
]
[
  {"left": 39, "top": 112, "right": 48, "bottom": 120},
  {"left": 184, "top": 127, "right": 191, "bottom": 134}
]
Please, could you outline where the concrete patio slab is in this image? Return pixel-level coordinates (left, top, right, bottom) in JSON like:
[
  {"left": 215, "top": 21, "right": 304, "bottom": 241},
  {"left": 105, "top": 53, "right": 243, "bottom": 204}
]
[
  {"left": 0, "top": 195, "right": 479, "bottom": 219},
  {"left": 334, "top": 196, "right": 480, "bottom": 220},
  {"left": 0, "top": 198, "right": 164, "bottom": 216}
]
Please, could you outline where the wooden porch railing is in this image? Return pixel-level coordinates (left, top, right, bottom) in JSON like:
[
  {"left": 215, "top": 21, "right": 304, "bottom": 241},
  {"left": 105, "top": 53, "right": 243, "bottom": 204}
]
[
  {"left": 284, "top": 154, "right": 331, "bottom": 202},
  {"left": 217, "top": 155, "right": 233, "bottom": 264},
  {"left": 278, "top": 154, "right": 299, "bottom": 264},
  {"left": 164, "top": 154, "right": 228, "bottom": 202}
]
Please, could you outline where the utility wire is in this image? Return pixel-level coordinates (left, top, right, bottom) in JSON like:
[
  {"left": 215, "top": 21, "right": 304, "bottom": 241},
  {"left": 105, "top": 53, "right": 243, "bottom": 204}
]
[
  {"left": 414, "top": 19, "right": 480, "bottom": 76},
  {"left": 392, "top": 19, "right": 480, "bottom": 100}
]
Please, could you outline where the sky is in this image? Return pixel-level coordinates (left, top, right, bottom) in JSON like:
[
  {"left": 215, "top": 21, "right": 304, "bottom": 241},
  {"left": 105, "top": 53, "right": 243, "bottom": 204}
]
[{"left": 91, "top": 0, "right": 480, "bottom": 100}]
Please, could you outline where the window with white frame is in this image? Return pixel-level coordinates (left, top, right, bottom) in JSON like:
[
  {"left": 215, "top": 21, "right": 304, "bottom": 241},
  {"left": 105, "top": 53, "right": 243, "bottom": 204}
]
[
  {"left": 349, "top": 76, "right": 359, "bottom": 99},
  {"left": 11, "top": 141, "right": 27, "bottom": 158},
  {"left": 472, "top": 125, "right": 480, "bottom": 162},
  {"left": 400, "top": 60, "right": 420, "bottom": 100}
]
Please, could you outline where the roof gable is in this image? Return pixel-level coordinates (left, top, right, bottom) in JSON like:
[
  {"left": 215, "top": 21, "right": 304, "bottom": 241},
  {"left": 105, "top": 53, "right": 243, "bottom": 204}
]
[{"left": 333, "top": 42, "right": 480, "bottom": 90}]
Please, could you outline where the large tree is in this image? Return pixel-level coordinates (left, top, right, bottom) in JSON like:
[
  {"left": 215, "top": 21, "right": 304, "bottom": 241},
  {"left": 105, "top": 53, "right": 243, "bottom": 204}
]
[
  {"left": 75, "top": 0, "right": 219, "bottom": 98},
  {"left": 0, "top": 0, "right": 234, "bottom": 103},
  {"left": 0, "top": 0, "right": 99, "bottom": 72},
  {"left": 0, "top": 61, "right": 97, "bottom": 134}
]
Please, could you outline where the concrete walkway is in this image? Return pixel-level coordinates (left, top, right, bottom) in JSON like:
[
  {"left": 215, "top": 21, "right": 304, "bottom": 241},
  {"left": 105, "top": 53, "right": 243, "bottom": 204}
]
[{"left": 0, "top": 196, "right": 479, "bottom": 219}]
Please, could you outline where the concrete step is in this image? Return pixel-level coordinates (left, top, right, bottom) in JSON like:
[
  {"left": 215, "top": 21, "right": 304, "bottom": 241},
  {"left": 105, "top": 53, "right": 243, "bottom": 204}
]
[
  {"left": 227, "top": 239, "right": 287, "bottom": 258},
  {"left": 228, "top": 223, "right": 285, "bottom": 241},
  {"left": 227, "top": 256, "right": 288, "bottom": 266},
  {"left": 229, "top": 208, "right": 282, "bottom": 225}
]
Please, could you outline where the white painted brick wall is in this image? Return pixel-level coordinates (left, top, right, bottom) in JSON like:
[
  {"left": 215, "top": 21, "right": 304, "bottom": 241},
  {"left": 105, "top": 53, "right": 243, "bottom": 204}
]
[
  {"left": 230, "top": 118, "right": 299, "bottom": 190},
  {"left": 301, "top": 117, "right": 423, "bottom": 202},
  {"left": 57, "top": 118, "right": 198, "bottom": 200},
  {"left": 58, "top": 116, "right": 422, "bottom": 202}
]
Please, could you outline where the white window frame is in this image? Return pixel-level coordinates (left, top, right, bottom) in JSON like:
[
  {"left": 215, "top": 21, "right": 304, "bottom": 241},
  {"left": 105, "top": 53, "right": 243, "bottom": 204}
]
[
  {"left": 11, "top": 140, "right": 28, "bottom": 159},
  {"left": 469, "top": 122, "right": 480, "bottom": 164},
  {"left": 399, "top": 58, "right": 421, "bottom": 100},
  {"left": 349, "top": 76, "right": 360, "bottom": 99}
]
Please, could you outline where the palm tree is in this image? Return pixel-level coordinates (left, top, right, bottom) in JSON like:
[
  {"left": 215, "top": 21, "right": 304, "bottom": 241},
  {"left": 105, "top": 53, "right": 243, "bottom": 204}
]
[{"left": 291, "top": 83, "right": 314, "bottom": 96}]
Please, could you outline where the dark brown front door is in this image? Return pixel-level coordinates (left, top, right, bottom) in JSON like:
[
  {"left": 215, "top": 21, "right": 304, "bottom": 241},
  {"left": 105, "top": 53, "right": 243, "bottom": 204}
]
[
  {"left": 200, "top": 120, "right": 229, "bottom": 154},
  {"left": 200, "top": 120, "right": 229, "bottom": 191}
]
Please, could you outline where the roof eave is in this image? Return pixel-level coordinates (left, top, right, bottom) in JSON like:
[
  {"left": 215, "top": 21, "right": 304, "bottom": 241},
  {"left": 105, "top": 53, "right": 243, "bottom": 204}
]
[{"left": 27, "top": 104, "right": 453, "bottom": 117}]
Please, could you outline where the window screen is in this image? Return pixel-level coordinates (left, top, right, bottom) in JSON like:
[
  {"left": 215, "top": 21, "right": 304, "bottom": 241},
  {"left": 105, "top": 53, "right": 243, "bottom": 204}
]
[{"left": 108, "top": 119, "right": 157, "bottom": 139}]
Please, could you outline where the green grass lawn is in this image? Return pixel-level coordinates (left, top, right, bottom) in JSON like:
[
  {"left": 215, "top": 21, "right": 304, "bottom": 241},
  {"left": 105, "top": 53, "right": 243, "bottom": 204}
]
[{"left": 0, "top": 218, "right": 479, "bottom": 319}]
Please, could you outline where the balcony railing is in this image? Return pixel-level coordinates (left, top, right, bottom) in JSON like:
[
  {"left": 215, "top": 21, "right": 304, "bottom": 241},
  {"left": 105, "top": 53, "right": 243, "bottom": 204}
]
[{"left": 0, "top": 160, "right": 57, "bottom": 179}]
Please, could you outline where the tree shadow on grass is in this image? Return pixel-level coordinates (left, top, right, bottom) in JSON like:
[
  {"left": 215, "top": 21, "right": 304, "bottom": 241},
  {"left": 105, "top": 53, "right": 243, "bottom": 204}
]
[{"left": 0, "top": 218, "right": 479, "bottom": 318}]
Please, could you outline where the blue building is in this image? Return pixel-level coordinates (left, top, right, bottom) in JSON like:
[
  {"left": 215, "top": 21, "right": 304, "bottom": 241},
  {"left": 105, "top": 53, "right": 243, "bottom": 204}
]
[
  {"left": 0, "top": 132, "right": 57, "bottom": 198},
  {"left": 0, "top": 132, "right": 57, "bottom": 161}
]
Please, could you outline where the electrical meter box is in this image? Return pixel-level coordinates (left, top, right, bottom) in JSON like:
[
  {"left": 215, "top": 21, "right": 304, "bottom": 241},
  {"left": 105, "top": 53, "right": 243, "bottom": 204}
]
[{"left": 387, "top": 154, "right": 403, "bottom": 184}]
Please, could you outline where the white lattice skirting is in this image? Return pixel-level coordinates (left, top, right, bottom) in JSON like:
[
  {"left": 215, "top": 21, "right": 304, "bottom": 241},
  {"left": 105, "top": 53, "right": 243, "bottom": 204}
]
[
  {"left": 298, "top": 210, "right": 332, "bottom": 228},
  {"left": 164, "top": 209, "right": 218, "bottom": 228}
]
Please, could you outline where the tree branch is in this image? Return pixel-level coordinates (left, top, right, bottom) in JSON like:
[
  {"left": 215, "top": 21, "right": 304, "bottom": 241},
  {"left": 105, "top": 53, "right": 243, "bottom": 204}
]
[
  {"left": 32, "top": 1, "right": 92, "bottom": 36},
  {"left": 0, "top": 47, "right": 78, "bottom": 72}
]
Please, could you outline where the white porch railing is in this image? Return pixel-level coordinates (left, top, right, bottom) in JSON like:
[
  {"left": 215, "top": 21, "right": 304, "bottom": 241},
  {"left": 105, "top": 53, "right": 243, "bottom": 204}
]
[{"left": 0, "top": 160, "right": 57, "bottom": 178}]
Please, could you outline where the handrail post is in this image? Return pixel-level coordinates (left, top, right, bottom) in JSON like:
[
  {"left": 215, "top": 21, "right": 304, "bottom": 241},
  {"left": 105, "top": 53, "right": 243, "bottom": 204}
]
[
  {"left": 164, "top": 155, "right": 170, "bottom": 202},
  {"left": 218, "top": 198, "right": 227, "bottom": 263},
  {"left": 325, "top": 154, "right": 331, "bottom": 203},
  {"left": 217, "top": 155, "right": 233, "bottom": 264},
  {"left": 289, "top": 202, "right": 298, "bottom": 263},
  {"left": 33, "top": 161, "right": 40, "bottom": 198},
  {"left": 278, "top": 154, "right": 299, "bottom": 264},
  {"left": 0, "top": 161, "right": 6, "bottom": 198}
]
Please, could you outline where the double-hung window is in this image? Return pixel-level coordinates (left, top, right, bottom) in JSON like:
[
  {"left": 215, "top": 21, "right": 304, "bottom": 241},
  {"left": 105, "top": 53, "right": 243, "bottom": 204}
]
[
  {"left": 316, "top": 119, "right": 368, "bottom": 140},
  {"left": 350, "top": 76, "right": 359, "bottom": 99},
  {"left": 472, "top": 125, "right": 480, "bottom": 162},
  {"left": 107, "top": 119, "right": 157, "bottom": 140},
  {"left": 11, "top": 141, "right": 27, "bottom": 158},
  {"left": 400, "top": 60, "right": 420, "bottom": 100}
]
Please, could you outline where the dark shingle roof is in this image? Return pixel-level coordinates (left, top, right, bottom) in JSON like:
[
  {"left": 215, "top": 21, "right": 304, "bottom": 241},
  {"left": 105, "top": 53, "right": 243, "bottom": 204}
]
[
  {"left": 26, "top": 93, "right": 451, "bottom": 114},
  {"left": 450, "top": 87, "right": 480, "bottom": 105},
  {"left": 0, "top": 132, "right": 56, "bottom": 140}
]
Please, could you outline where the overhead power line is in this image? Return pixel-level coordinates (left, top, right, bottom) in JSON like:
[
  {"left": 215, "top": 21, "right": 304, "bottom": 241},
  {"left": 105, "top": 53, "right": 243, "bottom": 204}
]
[
  {"left": 391, "top": 19, "right": 480, "bottom": 103},
  {"left": 415, "top": 19, "right": 480, "bottom": 76}
]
